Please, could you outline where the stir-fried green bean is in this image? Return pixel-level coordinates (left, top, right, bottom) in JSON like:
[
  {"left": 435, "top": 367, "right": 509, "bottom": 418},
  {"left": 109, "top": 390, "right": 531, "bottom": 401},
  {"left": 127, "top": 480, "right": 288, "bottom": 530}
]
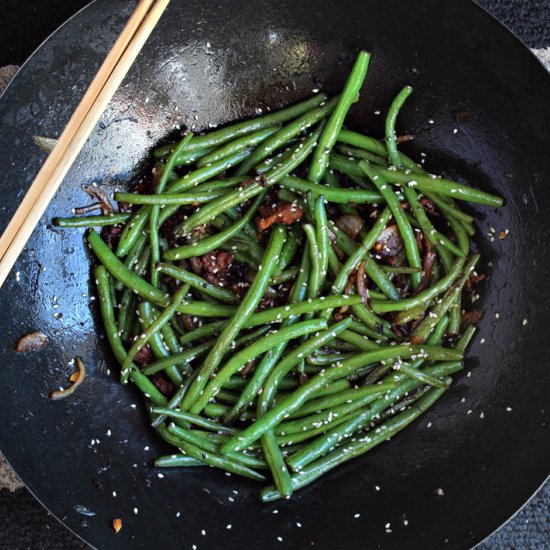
[{"left": 56, "top": 50, "right": 503, "bottom": 500}]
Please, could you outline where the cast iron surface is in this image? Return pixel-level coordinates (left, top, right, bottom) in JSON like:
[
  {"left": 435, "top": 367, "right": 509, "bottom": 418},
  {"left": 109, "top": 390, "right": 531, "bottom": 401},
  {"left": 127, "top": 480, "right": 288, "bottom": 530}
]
[{"left": 0, "top": 0, "right": 548, "bottom": 548}]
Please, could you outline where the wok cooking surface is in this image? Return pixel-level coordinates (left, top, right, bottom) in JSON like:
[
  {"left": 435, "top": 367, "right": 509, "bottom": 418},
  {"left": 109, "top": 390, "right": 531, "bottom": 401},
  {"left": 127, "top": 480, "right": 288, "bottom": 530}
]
[{"left": 0, "top": 0, "right": 549, "bottom": 548}]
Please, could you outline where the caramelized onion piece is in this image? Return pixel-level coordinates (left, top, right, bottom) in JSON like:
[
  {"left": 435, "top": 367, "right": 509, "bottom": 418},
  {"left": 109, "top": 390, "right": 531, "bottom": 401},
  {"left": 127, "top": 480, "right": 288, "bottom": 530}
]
[
  {"left": 50, "top": 357, "right": 85, "bottom": 400},
  {"left": 356, "top": 260, "right": 370, "bottom": 305},
  {"left": 335, "top": 214, "right": 364, "bottom": 240},
  {"left": 15, "top": 332, "right": 47, "bottom": 353}
]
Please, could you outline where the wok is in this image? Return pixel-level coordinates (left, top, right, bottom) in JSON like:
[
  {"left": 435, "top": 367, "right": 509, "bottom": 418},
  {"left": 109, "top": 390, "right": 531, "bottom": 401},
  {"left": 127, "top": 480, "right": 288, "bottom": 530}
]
[{"left": 0, "top": 0, "right": 548, "bottom": 548}]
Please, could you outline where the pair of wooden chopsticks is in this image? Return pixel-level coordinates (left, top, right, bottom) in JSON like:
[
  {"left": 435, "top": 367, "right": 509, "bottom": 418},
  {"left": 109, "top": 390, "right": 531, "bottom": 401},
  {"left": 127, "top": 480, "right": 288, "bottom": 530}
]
[{"left": 0, "top": 0, "right": 171, "bottom": 288}]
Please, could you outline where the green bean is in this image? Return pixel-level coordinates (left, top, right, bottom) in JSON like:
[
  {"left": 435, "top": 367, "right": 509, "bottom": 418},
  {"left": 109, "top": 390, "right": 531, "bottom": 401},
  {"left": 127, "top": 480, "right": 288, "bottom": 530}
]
[
  {"left": 95, "top": 266, "right": 131, "bottom": 367},
  {"left": 331, "top": 153, "right": 502, "bottom": 207},
  {"left": 192, "top": 176, "right": 247, "bottom": 194},
  {"left": 308, "top": 51, "right": 371, "bottom": 182},
  {"left": 275, "top": 410, "right": 363, "bottom": 447},
  {"left": 307, "top": 353, "right": 353, "bottom": 366},
  {"left": 347, "top": 320, "right": 386, "bottom": 340},
  {"left": 376, "top": 168, "right": 503, "bottom": 207},
  {"left": 118, "top": 243, "right": 150, "bottom": 339},
  {"left": 412, "top": 255, "right": 479, "bottom": 343},
  {"left": 257, "top": 316, "right": 348, "bottom": 500},
  {"left": 254, "top": 144, "right": 295, "bottom": 173},
  {"left": 404, "top": 187, "right": 465, "bottom": 258},
  {"left": 322, "top": 170, "right": 362, "bottom": 217},
  {"left": 151, "top": 135, "right": 194, "bottom": 285},
  {"left": 393, "top": 361, "right": 449, "bottom": 388},
  {"left": 279, "top": 383, "right": 395, "bottom": 435},
  {"left": 179, "top": 320, "right": 227, "bottom": 345},
  {"left": 385, "top": 85, "right": 413, "bottom": 167},
  {"left": 361, "top": 161, "right": 422, "bottom": 288},
  {"left": 115, "top": 206, "right": 151, "bottom": 258},
  {"left": 191, "top": 319, "right": 327, "bottom": 414},
  {"left": 150, "top": 370, "right": 201, "bottom": 428},
  {"left": 154, "top": 94, "right": 328, "bottom": 160},
  {"left": 94, "top": 266, "right": 167, "bottom": 404},
  {"left": 164, "top": 426, "right": 265, "bottom": 481},
  {"left": 259, "top": 320, "right": 353, "bottom": 414},
  {"left": 214, "top": 389, "right": 242, "bottom": 405},
  {"left": 314, "top": 196, "right": 330, "bottom": 283},
  {"left": 236, "top": 95, "right": 341, "bottom": 175},
  {"left": 114, "top": 190, "right": 227, "bottom": 205},
  {"left": 114, "top": 230, "right": 149, "bottom": 291},
  {"left": 89, "top": 230, "right": 236, "bottom": 316},
  {"left": 154, "top": 455, "right": 204, "bottom": 468},
  {"left": 279, "top": 175, "right": 381, "bottom": 204},
  {"left": 175, "top": 125, "right": 323, "bottom": 234},
  {"left": 168, "top": 425, "right": 268, "bottom": 469},
  {"left": 352, "top": 303, "right": 395, "bottom": 339},
  {"left": 143, "top": 339, "right": 213, "bottom": 376},
  {"left": 128, "top": 369, "right": 167, "bottom": 406},
  {"left": 327, "top": 221, "right": 399, "bottom": 300},
  {"left": 181, "top": 226, "right": 287, "bottom": 411},
  {"left": 117, "top": 289, "right": 136, "bottom": 342},
  {"left": 261, "top": 430, "right": 293, "bottom": 498},
  {"left": 394, "top": 303, "right": 428, "bottom": 325},
  {"left": 337, "top": 129, "right": 387, "bottom": 157},
  {"left": 151, "top": 407, "right": 238, "bottom": 434},
  {"left": 338, "top": 330, "right": 379, "bottom": 352},
  {"left": 54, "top": 212, "right": 132, "bottom": 227},
  {"left": 156, "top": 263, "right": 239, "bottom": 304},
  {"left": 337, "top": 144, "right": 387, "bottom": 165},
  {"left": 116, "top": 152, "right": 250, "bottom": 258},
  {"left": 270, "top": 267, "right": 299, "bottom": 285},
  {"left": 171, "top": 152, "right": 252, "bottom": 195},
  {"left": 164, "top": 193, "right": 263, "bottom": 260},
  {"left": 370, "top": 257, "right": 465, "bottom": 313},
  {"left": 197, "top": 126, "right": 280, "bottom": 167},
  {"left": 457, "top": 325, "right": 477, "bottom": 351},
  {"left": 220, "top": 345, "right": 462, "bottom": 453},
  {"left": 287, "top": 361, "right": 460, "bottom": 472},
  {"left": 447, "top": 216, "right": 471, "bottom": 334},
  {"left": 203, "top": 403, "right": 257, "bottom": 422},
  {"left": 381, "top": 265, "right": 422, "bottom": 274},
  {"left": 225, "top": 251, "right": 311, "bottom": 423},
  {"left": 193, "top": 295, "right": 358, "bottom": 328},
  {"left": 277, "top": 225, "right": 301, "bottom": 272},
  {"left": 323, "top": 207, "right": 392, "bottom": 321},
  {"left": 327, "top": 339, "right": 361, "bottom": 352},
  {"left": 152, "top": 143, "right": 214, "bottom": 164},
  {"left": 303, "top": 224, "right": 321, "bottom": 300},
  {"left": 145, "top": 326, "right": 270, "bottom": 377},
  {"left": 135, "top": 299, "right": 187, "bottom": 385},
  {"left": 286, "top": 382, "right": 392, "bottom": 420},
  {"left": 263, "top": 385, "right": 448, "bottom": 499}
]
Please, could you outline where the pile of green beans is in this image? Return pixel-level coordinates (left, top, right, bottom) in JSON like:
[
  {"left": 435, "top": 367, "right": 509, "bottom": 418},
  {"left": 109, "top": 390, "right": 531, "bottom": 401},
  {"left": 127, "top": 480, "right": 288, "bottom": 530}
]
[{"left": 56, "top": 50, "right": 502, "bottom": 501}]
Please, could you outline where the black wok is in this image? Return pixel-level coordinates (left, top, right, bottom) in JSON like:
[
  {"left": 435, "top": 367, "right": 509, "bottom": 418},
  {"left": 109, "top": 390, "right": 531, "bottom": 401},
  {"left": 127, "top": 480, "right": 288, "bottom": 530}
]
[{"left": 0, "top": 0, "right": 548, "bottom": 548}]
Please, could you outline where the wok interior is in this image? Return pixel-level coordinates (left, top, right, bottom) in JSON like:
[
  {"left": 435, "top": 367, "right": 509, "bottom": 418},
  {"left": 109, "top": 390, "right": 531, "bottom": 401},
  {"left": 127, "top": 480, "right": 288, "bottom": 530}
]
[{"left": 0, "top": 0, "right": 548, "bottom": 548}]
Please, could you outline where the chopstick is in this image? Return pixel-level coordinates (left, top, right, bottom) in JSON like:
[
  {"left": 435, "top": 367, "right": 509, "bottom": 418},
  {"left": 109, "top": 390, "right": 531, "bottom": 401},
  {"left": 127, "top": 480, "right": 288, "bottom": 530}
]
[{"left": 0, "top": 0, "right": 171, "bottom": 288}]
